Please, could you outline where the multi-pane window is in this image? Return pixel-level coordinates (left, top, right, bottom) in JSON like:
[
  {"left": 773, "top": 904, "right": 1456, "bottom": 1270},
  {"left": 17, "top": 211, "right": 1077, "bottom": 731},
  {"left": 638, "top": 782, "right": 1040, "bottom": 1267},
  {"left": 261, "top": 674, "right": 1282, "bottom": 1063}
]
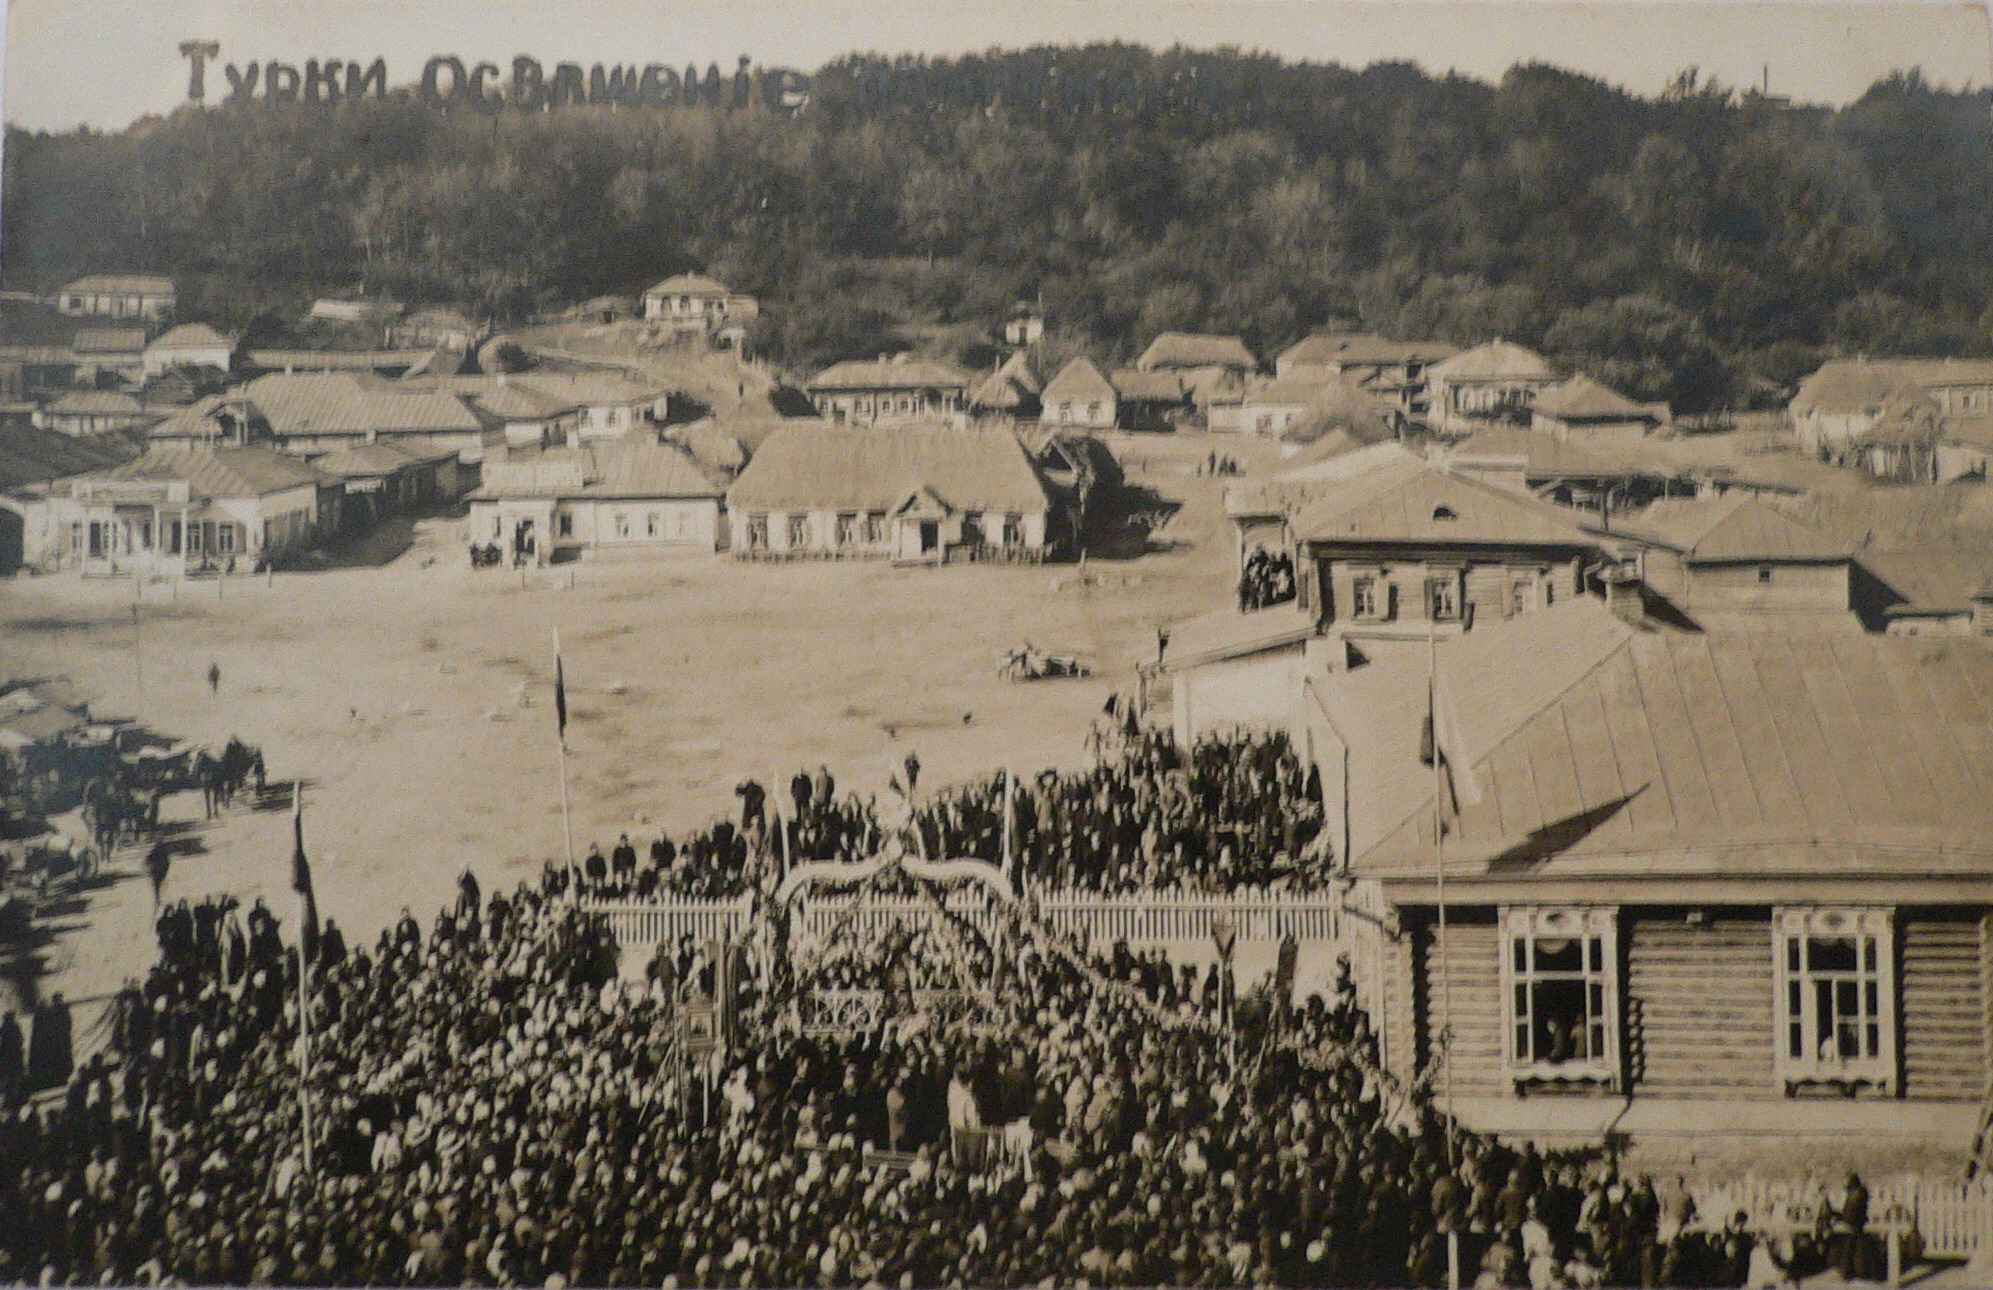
[
  {"left": 1427, "top": 574, "right": 1460, "bottom": 621},
  {"left": 558, "top": 513, "right": 574, "bottom": 538},
  {"left": 788, "top": 514, "right": 809, "bottom": 548},
  {"left": 615, "top": 513, "right": 631, "bottom": 538},
  {"left": 647, "top": 513, "right": 660, "bottom": 538},
  {"left": 1500, "top": 907, "right": 1618, "bottom": 1083},
  {"left": 1510, "top": 579, "right": 1533, "bottom": 616},
  {"left": 745, "top": 514, "right": 769, "bottom": 550},
  {"left": 1353, "top": 576, "right": 1383, "bottom": 620},
  {"left": 1775, "top": 907, "right": 1895, "bottom": 1089},
  {"left": 865, "top": 513, "right": 887, "bottom": 545},
  {"left": 1002, "top": 513, "right": 1024, "bottom": 547},
  {"left": 836, "top": 513, "right": 858, "bottom": 547}
]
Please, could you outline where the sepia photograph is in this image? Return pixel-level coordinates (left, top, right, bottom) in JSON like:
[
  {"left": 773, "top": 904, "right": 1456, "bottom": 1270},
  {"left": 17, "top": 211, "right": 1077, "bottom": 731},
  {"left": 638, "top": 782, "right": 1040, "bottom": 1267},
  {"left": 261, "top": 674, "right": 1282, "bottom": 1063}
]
[{"left": 0, "top": 0, "right": 1991, "bottom": 1284}]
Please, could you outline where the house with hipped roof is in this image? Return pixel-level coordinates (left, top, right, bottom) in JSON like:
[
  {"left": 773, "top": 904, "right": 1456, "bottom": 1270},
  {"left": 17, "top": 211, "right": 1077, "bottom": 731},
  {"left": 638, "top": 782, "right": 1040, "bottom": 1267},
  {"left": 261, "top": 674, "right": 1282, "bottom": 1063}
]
[
  {"left": 806, "top": 357, "right": 973, "bottom": 426},
  {"left": 34, "top": 390, "right": 158, "bottom": 438},
  {"left": 1619, "top": 495, "right": 1858, "bottom": 629},
  {"left": 1274, "top": 332, "right": 1459, "bottom": 420},
  {"left": 1529, "top": 373, "right": 1669, "bottom": 441},
  {"left": 1136, "top": 333, "right": 1258, "bottom": 432},
  {"left": 726, "top": 422, "right": 1052, "bottom": 564},
  {"left": 56, "top": 275, "right": 175, "bottom": 322},
  {"left": 143, "top": 323, "right": 239, "bottom": 378},
  {"left": 1173, "top": 451, "right": 1629, "bottom": 744},
  {"left": 217, "top": 372, "right": 497, "bottom": 460},
  {"left": 4, "top": 445, "right": 335, "bottom": 575},
  {"left": 640, "top": 275, "right": 758, "bottom": 347},
  {"left": 1296, "top": 597, "right": 1993, "bottom": 1159},
  {"left": 1426, "top": 340, "right": 1561, "bottom": 436},
  {"left": 468, "top": 432, "right": 726, "bottom": 566}
]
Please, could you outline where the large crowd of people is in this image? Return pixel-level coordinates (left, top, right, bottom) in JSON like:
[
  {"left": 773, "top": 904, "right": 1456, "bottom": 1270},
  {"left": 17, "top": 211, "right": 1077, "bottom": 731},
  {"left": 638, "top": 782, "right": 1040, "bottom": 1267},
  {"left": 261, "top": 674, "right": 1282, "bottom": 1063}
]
[
  {"left": 567, "top": 732, "right": 1328, "bottom": 906},
  {"left": 0, "top": 831, "right": 1881, "bottom": 1288}
]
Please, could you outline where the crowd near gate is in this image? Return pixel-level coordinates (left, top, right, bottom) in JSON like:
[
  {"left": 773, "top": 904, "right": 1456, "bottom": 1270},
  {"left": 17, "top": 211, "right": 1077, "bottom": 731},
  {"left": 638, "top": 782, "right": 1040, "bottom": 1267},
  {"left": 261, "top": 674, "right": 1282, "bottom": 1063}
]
[{"left": 579, "top": 890, "right": 1355, "bottom": 964}]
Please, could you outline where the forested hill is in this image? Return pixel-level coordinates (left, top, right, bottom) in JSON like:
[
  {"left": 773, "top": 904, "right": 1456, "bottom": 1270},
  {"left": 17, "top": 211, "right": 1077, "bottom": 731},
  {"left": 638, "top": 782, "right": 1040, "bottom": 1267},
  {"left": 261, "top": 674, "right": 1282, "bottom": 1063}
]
[{"left": 5, "top": 48, "right": 1990, "bottom": 410}]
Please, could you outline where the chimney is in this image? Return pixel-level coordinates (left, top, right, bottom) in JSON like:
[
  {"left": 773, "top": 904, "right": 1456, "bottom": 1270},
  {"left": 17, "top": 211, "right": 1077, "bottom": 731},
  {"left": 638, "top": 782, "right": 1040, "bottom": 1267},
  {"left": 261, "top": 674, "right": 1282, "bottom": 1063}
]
[{"left": 1602, "top": 561, "right": 1645, "bottom": 625}]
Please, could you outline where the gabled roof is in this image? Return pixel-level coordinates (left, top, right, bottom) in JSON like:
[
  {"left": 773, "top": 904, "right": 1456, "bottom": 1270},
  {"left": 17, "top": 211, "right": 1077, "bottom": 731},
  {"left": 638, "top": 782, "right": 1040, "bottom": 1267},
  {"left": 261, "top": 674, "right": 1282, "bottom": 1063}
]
[
  {"left": 146, "top": 323, "right": 236, "bottom": 352},
  {"left": 146, "top": 395, "right": 241, "bottom": 442},
  {"left": 1136, "top": 332, "right": 1256, "bottom": 372},
  {"left": 1247, "top": 377, "right": 1345, "bottom": 408},
  {"left": 807, "top": 358, "right": 972, "bottom": 392},
  {"left": 1109, "top": 369, "right": 1187, "bottom": 402},
  {"left": 1626, "top": 496, "right": 1848, "bottom": 562},
  {"left": 644, "top": 273, "right": 731, "bottom": 298},
  {"left": 1288, "top": 459, "right": 1604, "bottom": 549},
  {"left": 1533, "top": 373, "right": 1654, "bottom": 421},
  {"left": 996, "top": 349, "right": 1043, "bottom": 395},
  {"left": 475, "top": 435, "right": 721, "bottom": 501},
  {"left": 242, "top": 372, "right": 486, "bottom": 437},
  {"left": 62, "top": 275, "right": 173, "bottom": 296},
  {"left": 73, "top": 328, "right": 147, "bottom": 355},
  {"left": 1428, "top": 340, "right": 1557, "bottom": 382},
  {"left": 314, "top": 438, "right": 456, "bottom": 478},
  {"left": 1278, "top": 332, "right": 1458, "bottom": 368},
  {"left": 1318, "top": 602, "right": 1993, "bottom": 887},
  {"left": 1226, "top": 442, "right": 1423, "bottom": 519},
  {"left": 46, "top": 390, "right": 147, "bottom": 416},
  {"left": 1040, "top": 356, "right": 1117, "bottom": 405},
  {"left": 969, "top": 371, "right": 1032, "bottom": 411},
  {"left": 1448, "top": 427, "right": 1681, "bottom": 480},
  {"left": 1793, "top": 358, "right": 1993, "bottom": 415},
  {"left": 0, "top": 426, "right": 142, "bottom": 492},
  {"left": 727, "top": 422, "right": 1051, "bottom": 515},
  {"left": 90, "top": 446, "right": 332, "bottom": 498},
  {"left": 1162, "top": 602, "right": 1317, "bottom": 670}
]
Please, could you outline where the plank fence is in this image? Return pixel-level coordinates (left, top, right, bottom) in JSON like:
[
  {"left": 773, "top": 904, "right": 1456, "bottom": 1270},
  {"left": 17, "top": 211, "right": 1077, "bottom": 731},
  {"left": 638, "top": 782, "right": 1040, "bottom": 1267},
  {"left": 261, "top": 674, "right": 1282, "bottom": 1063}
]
[
  {"left": 580, "top": 890, "right": 1348, "bottom": 954},
  {"left": 1692, "top": 1175, "right": 1993, "bottom": 1260}
]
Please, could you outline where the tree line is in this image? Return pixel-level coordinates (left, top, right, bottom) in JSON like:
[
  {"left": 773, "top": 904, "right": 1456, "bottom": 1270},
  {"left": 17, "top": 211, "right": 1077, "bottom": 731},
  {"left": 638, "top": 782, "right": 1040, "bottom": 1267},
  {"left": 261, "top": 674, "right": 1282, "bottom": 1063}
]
[{"left": 5, "top": 47, "right": 1989, "bottom": 411}]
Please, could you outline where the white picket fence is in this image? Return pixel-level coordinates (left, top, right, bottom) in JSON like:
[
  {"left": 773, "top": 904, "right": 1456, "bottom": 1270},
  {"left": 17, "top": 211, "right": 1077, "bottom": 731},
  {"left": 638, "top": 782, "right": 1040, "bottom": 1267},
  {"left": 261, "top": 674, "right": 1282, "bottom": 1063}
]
[
  {"left": 580, "top": 890, "right": 1348, "bottom": 953},
  {"left": 1692, "top": 1175, "right": 1993, "bottom": 1259}
]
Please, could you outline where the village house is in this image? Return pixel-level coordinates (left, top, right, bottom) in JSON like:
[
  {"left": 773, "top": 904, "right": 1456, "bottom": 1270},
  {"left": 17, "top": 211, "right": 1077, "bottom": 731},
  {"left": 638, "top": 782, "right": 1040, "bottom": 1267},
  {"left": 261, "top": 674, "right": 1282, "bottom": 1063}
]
[
  {"left": 1790, "top": 359, "right": 1993, "bottom": 483},
  {"left": 34, "top": 390, "right": 157, "bottom": 437},
  {"left": 0, "top": 427, "right": 143, "bottom": 573},
  {"left": 1444, "top": 426, "right": 1691, "bottom": 514},
  {"left": 1299, "top": 597, "right": 1993, "bottom": 1161},
  {"left": 1039, "top": 356, "right": 1118, "bottom": 430},
  {"left": 141, "top": 323, "right": 239, "bottom": 378},
  {"left": 1240, "top": 377, "right": 1400, "bottom": 441},
  {"left": 1107, "top": 369, "right": 1191, "bottom": 432},
  {"left": 1285, "top": 455, "right": 1615, "bottom": 648},
  {"left": 726, "top": 422, "right": 1052, "bottom": 564},
  {"left": 1136, "top": 333, "right": 1258, "bottom": 433},
  {"left": 1620, "top": 495, "right": 1859, "bottom": 629},
  {"left": 1274, "top": 333, "right": 1459, "bottom": 421},
  {"left": 4, "top": 445, "right": 334, "bottom": 576},
  {"left": 1003, "top": 307, "right": 1045, "bottom": 349},
  {"left": 70, "top": 328, "right": 148, "bottom": 384},
  {"left": 1529, "top": 373, "right": 1669, "bottom": 441},
  {"left": 55, "top": 274, "right": 176, "bottom": 322},
  {"left": 232, "top": 372, "right": 495, "bottom": 460},
  {"left": 1425, "top": 340, "right": 1562, "bottom": 436},
  {"left": 442, "top": 371, "right": 671, "bottom": 448},
  {"left": 967, "top": 351, "right": 1042, "bottom": 421},
  {"left": 312, "top": 441, "right": 465, "bottom": 532},
  {"left": 640, "top": 274, "right": 759, "bottom": 346},
  {"left": 1170, "top": 450, "right": 1621, "bottom": 744},
  {"left": 468, "top": 433, "right": 725, "bottom": 567},
  {"left": 389, "top": 308, "right": 486, "bottom": 351},
  {"left": 806, "top": 357, "right": 972, "bottom": 426}
]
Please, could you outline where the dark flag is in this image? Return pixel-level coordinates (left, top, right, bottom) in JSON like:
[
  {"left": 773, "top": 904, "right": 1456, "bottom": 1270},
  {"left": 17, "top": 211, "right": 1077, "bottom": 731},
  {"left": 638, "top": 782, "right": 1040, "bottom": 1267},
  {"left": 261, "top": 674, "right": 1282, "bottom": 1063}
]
[
  {"left": 291, "top": 787, "right": 320, "bottom": 966},
  {"left": 554, "top": 650, "right": 568, "bottom": 740}
]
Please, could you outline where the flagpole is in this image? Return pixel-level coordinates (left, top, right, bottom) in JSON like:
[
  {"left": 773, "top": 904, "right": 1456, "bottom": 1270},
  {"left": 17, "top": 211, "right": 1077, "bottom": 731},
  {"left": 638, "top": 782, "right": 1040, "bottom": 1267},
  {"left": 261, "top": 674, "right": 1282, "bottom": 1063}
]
[
  {"left": 553, "top": 627, "right": 575, "bottom": 875},
  {"left": 294, "top": 785, "right": 315, "bottom": 1181},
  {"left": 1430, "top": 617, "right": 1455, "bottom": 1166},
  {"left": 770, "top": 763, "right": 786, "bottom": 881}
]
